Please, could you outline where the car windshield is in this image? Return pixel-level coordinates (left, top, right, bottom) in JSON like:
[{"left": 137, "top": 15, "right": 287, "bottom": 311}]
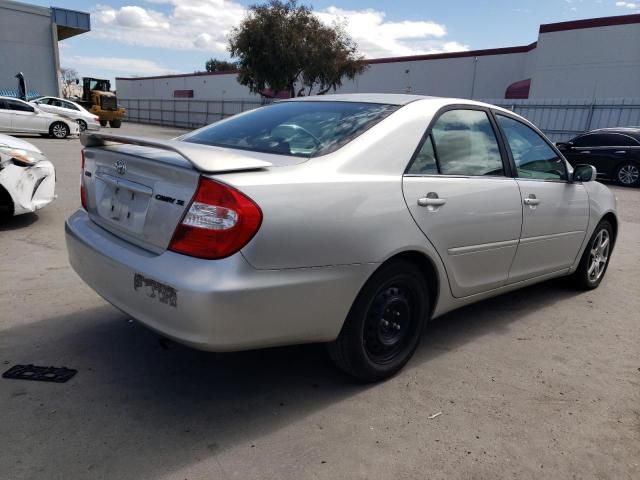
[{"left": 181, "top": 101, "right": 399, "bottom": 158}]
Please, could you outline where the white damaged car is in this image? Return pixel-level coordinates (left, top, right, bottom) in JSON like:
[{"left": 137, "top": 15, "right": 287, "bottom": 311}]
[{"left": 0, "top": 134, "right": 55, "bottom": 217}]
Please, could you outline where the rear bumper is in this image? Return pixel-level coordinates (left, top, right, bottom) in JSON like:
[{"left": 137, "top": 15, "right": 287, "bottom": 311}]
[
  {"left": 65, "top": 209, "right": 375, "bottom": 351},
  {"left": 85, "top": 122, "right": 101, "bottom": 131}
]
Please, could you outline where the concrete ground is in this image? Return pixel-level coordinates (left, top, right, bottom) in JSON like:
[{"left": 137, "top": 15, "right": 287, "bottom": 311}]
[{"left": 1, "top": 123, "right": 638, "bottom": 480}]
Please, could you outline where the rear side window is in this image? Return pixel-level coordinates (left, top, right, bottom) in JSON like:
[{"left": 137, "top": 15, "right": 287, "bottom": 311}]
[
  {"left": 497, "top": 115, "right": 567, "bottom": 181},
  {"left": 574, "top": 133, "right": 638, "bottom": 147},
  {"left": 407, "top": 109, "right": 504, "bottom": 176},
  {"left": 182, "top": 101, "right": 399, "bottom": 158},
  {"left": 409, "top": 135, "right": 438, "bottom": 174},
  {"left": 63, "top": 101, "right": 79, "bottom": 111},
  {"left": 6, "top": 100, "right": 34, "bottom": 112}
]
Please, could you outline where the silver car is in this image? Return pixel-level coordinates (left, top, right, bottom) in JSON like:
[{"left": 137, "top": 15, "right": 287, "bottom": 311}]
[
  {"left": 30, "top": 96, "right": 101, "bottom": 132},
  {"left": 65, "top": 95, "right": 617, "bottom": 381},
  {"left": 0, "top": 96, "right": 80, "bottom": 139}
]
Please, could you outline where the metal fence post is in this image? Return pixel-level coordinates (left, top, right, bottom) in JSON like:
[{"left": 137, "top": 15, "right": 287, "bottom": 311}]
[{"left": 585, "top": 100, "right": 595, "bottom": 132}]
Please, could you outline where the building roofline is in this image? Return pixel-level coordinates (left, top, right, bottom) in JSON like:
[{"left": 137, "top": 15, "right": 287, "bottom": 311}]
[
  {"left": 117, "top": 42, "right": 539, "bottom": 82},
  {"left": 539, "top": 13, "right": 640, "bottom": 33},
  {"left": 366, "top": 42, "right": 537, "bottom": 65},
  {"left": 0, "top": 0, "right": 50, "bottom": 17},
  {"left": 116, "top": 70, "right": 239, "bottom": 81}
]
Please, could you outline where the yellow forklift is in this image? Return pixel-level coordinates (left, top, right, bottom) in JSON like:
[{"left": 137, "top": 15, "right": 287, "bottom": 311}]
[{"left": 79, "top": 77, "right": 126, "bottom": 128}]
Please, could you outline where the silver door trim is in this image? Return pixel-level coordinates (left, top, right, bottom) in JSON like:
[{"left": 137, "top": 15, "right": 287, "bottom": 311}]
[
  {"left": 448, "top": 239, "right": 519, "bottom": 256},
  {"left": 519, "top": 230, "right": 585, "bottom": 245}
]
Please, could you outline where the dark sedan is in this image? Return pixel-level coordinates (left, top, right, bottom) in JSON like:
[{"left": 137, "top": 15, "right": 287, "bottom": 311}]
[{"left": 557, "top": 127, "right": 640, "bottom": 187}]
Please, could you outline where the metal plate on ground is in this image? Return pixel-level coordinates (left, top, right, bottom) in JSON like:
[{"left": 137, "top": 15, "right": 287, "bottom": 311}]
[{"left": 2, "top": 364, "right": 77, "bottom": 383}]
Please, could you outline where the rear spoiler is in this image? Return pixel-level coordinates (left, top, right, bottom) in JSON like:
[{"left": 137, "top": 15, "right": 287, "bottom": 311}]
[{"left": 81, "top": 133, "right": 273, "bottom": 173}]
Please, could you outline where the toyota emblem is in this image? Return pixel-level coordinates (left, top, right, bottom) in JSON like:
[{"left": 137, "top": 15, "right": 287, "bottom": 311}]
[{"left": 115, "top": 159, "right": 127, "bottom": 175}]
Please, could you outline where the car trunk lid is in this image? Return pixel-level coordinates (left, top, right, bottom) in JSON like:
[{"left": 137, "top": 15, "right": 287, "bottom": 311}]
[{"left": 80, "top": 133, "right": 276, "bottom": 254}]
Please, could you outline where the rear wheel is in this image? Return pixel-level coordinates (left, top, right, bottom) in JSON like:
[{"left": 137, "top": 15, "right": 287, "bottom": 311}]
[
  {"left": 77, "top": 119, "right": 87, "bottom": 132},
  {"left": 615, "top": 162, "right": 640, "bottom": 187},
  {"left": 49, "top": 122, "right": 69, "bottom": 139},
  {"left": 109, "top": 119, "right": 122, "bottom": 128},
  {"left": 327, "top": 260, "right": 429, "bottom": 382},
  {"left": 99, "top": 119, "right": 108, "bottom": 127},
  {"left": 571, "top": 220, "right": 613, "bottom": 290}
]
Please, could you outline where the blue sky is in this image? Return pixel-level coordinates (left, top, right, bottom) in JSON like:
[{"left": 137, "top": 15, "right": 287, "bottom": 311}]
[{"left": 28, "top": 0, "right": 640, "bottom": 81}]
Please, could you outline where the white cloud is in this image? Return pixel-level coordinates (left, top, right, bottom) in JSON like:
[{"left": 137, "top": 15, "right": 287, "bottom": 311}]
[
  {"left": 315, "top": 7, "right": 465, "bottom": 58},
  {"left": 615, "top": 1, "right": 639, "bottom": 8},
  {"left": 88, "top": 1, "right": 468, "bottom": 58},
  {"left": 63, "top": 55, "right": 178, "bottom": 76}
]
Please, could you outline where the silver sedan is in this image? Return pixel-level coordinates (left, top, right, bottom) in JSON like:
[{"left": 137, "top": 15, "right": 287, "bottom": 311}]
[{"left": 65, "top": 94, "right": 617, "bottom": 381}]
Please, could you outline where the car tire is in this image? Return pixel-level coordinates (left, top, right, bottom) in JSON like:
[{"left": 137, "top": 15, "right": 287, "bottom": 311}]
[
  {"left": 49, "top": 122, "right": 69, "bottom": 139},
  {"left": 109, "top": 119, "right": 122, "bottom": 128},
  {"left": 571, "top": 220, "right": 613, "bottom": 290},
  {"left": 99, "top": 119, "right": 108, "bottom": 127},
  {"left": 327, "top": 259, "right": 429, "bottom": 382},
  {"left": 0, "top": 185, "right": 14, "bottom": 220},
  {"left": 615, "top": 162, "right": 640, "bottom": 187},
  {"left": 77, "top": 120, "right": 87, "bottom": 132}
]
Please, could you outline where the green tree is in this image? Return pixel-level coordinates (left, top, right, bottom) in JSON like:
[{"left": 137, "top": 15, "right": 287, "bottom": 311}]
[
  {"left": 205, "top": 58, "right": 238, "bottom": 72},
  {"left": 228, "top": 0, "right": 367, "bottom": 98}
]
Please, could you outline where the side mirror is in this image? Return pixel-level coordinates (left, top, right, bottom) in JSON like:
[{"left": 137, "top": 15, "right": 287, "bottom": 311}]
[
  {"left": 573, "top": 164, "right": 596, "bottom": 183},
  {"left": 556, "top": 141, "right": 573, "bottom": 151}
]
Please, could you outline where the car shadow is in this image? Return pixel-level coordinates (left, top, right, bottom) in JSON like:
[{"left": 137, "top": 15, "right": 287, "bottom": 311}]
[
  {"left": 1, "top": 278, "right": 582, "bottom": 479},
  {"left": 0, "top": 212, "right": 38, "bottom": 230}
]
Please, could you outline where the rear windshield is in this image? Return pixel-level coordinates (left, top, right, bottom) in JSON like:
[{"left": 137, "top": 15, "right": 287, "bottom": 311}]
[{"left": 181, "top": 101, "right": 399, "bottom": 158}]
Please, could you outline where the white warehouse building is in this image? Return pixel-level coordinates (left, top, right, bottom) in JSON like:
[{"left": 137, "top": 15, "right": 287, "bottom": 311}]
[
  {"left": 117, "top": 13, "right": 640, "bottom": 102},
  {"left": 0, "top": 0, "right": 90, "bottom": 98}
]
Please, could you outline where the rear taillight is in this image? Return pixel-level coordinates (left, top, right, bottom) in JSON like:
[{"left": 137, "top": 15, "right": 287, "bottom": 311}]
[
  {"left": 168, "top": 177, "right": 262, "bottom": 259},
  {"left": 80, "top": 150, "right": 87, "bottom": 210}
]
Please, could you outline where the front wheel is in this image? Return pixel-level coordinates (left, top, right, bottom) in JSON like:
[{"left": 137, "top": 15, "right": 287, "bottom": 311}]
[
  {"left": 571, "top": 220, "right": 613, "bottom": 290},
  {"left": 109, "top": 119, "right": 122, "bottom": 128},
  {"left": 49, "top": 122, "right": 69, "bottom": 139},
  {"left": 327, "top": 260, "right": 429, "bottom": 382},
  {"left": 615, "top": 162, "right": 640, "bottom": 187},
  {"left": 99, "top": 119, "right": 108, "bottom": 127}
]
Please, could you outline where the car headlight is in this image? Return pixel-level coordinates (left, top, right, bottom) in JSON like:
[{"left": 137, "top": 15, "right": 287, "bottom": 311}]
[{"left": 0, "top": 145, "right": 47, "bottom": 167}]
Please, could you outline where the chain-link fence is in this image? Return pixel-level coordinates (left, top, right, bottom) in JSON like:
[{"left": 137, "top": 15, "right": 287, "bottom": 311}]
[
  {"left": 119, "top": 98, "right": 269, "bottom": 130},
  {"left": 482, "top": 98, "right": 640, "bottom": 142}
]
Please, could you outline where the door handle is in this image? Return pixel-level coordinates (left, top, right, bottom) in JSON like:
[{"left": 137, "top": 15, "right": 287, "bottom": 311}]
[
  {"left": 614, "top": 150, "right": 626, "bottom": 154},
  {"left": 417, "top": 193, "right": 446, "bottom": 208},
  {"left": 580, "top": 151, "right": 591, "bottom": 154},
  {"left": 523, "top": 194, "right": 540, "bottom": 207}
]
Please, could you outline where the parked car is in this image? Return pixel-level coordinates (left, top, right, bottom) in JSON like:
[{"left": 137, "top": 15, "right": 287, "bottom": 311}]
[
  {"left": 30, "top": 96, "right": 101, "bottom": 132},
  {"left": 66, "top": 95, "right": 617, "bottom": 382},
  {"left": 557, "top": 127, "right": 640, "bottom": 187},
  {"left": 0, "top": 96, "right": 79, "bottom": 139},
  {"left": 0, "top": 133, "right": 56, "bottom": 217}
]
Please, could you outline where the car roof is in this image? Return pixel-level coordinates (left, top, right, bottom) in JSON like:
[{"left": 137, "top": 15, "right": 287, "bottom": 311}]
[
  {"left": 0, "top": 96, "right": 29, "bottom": 103},
  {"left": 582, "top": 127, "right": 640, "bottom": 140},
  {"left": 281, "top": 93, "right": 434, "bottom": 105},
  {"left": 280, "top": 93, "right": 514, "bottom": 111},
  {"left": 587, "top": 127, "right": 640, "bottom": 134}
]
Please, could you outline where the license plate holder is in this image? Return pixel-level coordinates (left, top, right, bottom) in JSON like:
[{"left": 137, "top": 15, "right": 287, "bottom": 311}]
[{"left": 95, "top": 173, "right": 152, "bottom": 234}]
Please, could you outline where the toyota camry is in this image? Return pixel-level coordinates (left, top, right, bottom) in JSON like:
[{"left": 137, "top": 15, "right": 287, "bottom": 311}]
[{"left": 65, "top": 94, "right": 617, "bottom": 381}]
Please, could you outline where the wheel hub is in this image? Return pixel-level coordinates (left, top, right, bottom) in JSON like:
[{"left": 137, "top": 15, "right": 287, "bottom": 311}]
[
  {"left": 377, "top": 299, "right": 409, "bottom": 346},
  {"left": 364, "top": 285, "right": 415, "bottom": 364}
]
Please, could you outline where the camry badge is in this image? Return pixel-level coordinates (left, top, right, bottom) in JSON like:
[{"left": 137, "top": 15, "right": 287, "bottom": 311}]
[{"left": 115, "top": 159, "right": 126, "bottom": 175}]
